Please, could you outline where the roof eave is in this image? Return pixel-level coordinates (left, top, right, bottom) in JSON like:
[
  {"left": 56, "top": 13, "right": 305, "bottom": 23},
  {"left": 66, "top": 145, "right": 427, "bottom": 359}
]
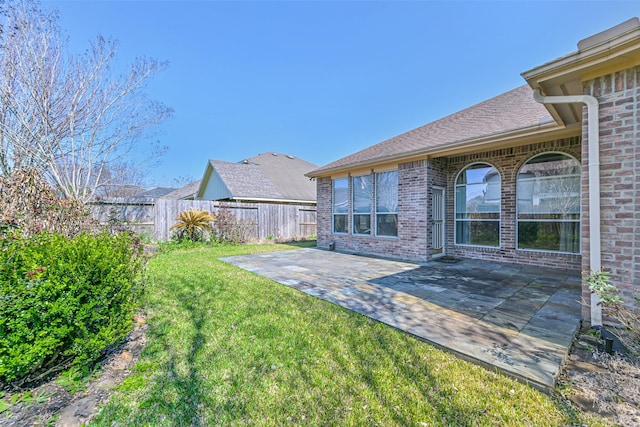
[
  {"left": 523, "top": 19, "right": 640, "bottom": 87},
  {"left": 195, "top": 162, "right": 214, "bottom": 199},
  {"left": 307, "top": 121, "right": 572, "bottom": 178},
  {"left": 230, "top": 197, "right": 317, "bottom": 204},
  {"left": 521, "top": 19, "right": 640, "bottom": 128}
]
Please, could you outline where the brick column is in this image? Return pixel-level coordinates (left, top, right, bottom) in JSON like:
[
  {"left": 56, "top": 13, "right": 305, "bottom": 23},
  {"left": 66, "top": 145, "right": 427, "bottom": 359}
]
[
  {"left": 316, "top": 177, "right": 332, "bottom": 249},
  {"left": 582, "top": 66, "right": 640, "bottom": 319}
]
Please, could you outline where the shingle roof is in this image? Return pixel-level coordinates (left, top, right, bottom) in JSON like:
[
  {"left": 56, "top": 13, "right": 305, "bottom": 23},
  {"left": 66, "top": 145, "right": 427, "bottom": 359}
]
[
  {"left": 309, "top": 85, "right": 553, "bottom": 176},
  {"left": 137, "top": 187, "right": 177, "bottom": 198},
  {"left": 209, "top": 153, "right": 318, "bottom": 202},
  {"left": 161, "top": 180, "right": 201, "bottom": 200}
]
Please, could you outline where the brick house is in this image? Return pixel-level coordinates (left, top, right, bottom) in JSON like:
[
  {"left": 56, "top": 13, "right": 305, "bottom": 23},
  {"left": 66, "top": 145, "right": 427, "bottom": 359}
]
[{"left": 307, "top": 18, "right": 640, "bottom": 324}]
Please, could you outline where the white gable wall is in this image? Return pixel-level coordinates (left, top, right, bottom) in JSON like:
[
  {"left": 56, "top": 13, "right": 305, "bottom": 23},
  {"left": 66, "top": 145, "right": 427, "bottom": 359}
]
[{"left": 199, "top": 168, "right": 233, "bottom": 201}]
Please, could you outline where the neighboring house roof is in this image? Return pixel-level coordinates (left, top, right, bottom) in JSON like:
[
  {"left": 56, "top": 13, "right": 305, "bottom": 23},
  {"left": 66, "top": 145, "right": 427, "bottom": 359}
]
[
  {"left": 137, "top": 187, "right": 177, "bottom": 198},
  {"left": 197, "top": 153, "right": 318, "bottom": 203},
  {"left": 308, "top": 85, "right": 554, "bottom": 177},
  {"left": 94, "top": 184, "right": 145, "bottom": 200},
  {"left": 161, "top": 180, "right": 202, "bottom": 200},
  {"left": 94, "top": 185, "right": 171, "bottom": 202}
]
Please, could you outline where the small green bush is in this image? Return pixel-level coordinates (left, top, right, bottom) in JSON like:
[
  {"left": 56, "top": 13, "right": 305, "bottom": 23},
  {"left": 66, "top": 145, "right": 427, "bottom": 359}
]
[
  {"left": 0, "top": 231, "right": 145, "bottom": 385},
  {"left": 586, "top": 269, "right": 640, "bottom": 357}
]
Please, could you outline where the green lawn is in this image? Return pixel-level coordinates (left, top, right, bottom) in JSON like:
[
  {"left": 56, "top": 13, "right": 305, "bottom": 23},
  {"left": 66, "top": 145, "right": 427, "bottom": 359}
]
[{"left": 91, "top": 242, "right": 605, "bottom": 426}]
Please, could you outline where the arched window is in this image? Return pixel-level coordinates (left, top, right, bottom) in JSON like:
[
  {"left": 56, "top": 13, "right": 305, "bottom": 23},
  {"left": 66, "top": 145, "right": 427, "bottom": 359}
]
[
  {"left": 455, "top": 163, "right": 501, "bottom": 246},
  {"left": 516, "top": 153, "right": 580, "bottom": 253}
]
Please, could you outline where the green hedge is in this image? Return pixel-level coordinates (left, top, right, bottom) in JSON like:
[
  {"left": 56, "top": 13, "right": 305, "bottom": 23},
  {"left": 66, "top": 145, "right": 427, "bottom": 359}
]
[{"left": 0, "top": 231, "right": 145, "bottom": 383}]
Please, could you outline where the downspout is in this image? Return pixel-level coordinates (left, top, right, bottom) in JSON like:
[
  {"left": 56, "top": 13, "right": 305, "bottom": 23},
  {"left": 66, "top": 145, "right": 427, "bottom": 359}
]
[{"left": 532, "top": 89, "right": 602, "bottom": 327}]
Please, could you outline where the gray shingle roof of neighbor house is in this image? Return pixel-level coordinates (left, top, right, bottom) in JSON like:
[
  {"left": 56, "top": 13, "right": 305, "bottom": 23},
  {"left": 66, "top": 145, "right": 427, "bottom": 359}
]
[
  {"left": 198, "top": 152, "right": 318, "bottom": 202},
  {"left": 307, "top": 85, "right": 556, "bottom": 177},
  {"left": 161, "top": 180, "right": 202, "bottom": 200},
  {"left": 137, "top": 187, "right": 177, "bottom": 198}
]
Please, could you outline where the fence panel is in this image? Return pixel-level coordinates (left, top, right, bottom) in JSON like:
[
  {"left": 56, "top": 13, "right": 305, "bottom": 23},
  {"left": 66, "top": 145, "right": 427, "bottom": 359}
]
[
  {"left": 153, "top": 199, "right": 316, "bottom": 242},
  {"left": 154, "top": 199, "right": 217, "bottom": 241},
  {"left": 211, "top": 202, "right": 259, "bottom": 241},
  {"left": 299, "top": 208, "right": 317, "bottom": 237},
  {"left": 91, "top": 199, "right": 316, "bottom": 242},
  {"left": 89, "top": 199, "right": 155, "bottom": 236}
]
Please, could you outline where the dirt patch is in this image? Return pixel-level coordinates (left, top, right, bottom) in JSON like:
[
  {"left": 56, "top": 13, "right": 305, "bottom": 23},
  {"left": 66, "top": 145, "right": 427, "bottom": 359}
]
[
  {"left": 559, "top": 324, "right": 640, "bottom": 426},
  {"left": 0, "top": 315, "right": 147, "bottom": 427},
  {"left": 2, "top": 317, "right": 639, "bottom": 426}
]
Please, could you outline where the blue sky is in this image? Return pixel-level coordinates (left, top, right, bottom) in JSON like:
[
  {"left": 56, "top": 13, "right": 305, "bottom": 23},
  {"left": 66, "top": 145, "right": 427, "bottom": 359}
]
[{"left": 46, "top": 0, "right": 639, "bottom": 188}]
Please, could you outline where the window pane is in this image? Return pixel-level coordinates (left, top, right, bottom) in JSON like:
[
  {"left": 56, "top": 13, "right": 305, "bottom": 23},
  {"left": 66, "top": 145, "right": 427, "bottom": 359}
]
[
  {"left": 517, "top": 221, "right": 580, "bottom": 252},
  {"left": 376, "top": 171, "right": 398, "bottom": 213},
  {"left": 456, "top": 164, "right": 500, "bottom": 186},
  {"left": 516, "top": 153, "right": 581, "bottom": 253},
  {"left": 521, "top": 152, "right": 580, "bottom": 174},
  {"left": 517, "top": 175, "right": 580, "bottom": 217},
  {"left": 518, "top": 213, "right": 580, "bottom": 221},
  {"left": 376, "top": 214, "right": 397, "bottom": 236},
  {"left": 456, "top": 221, "right": 500, "bottom": 246},
  {"left": 352, "top": 175, "right": 371, "bottom": 214},
  {"left": 456, "top": 168, "right": 500, "bottom": 214},
  {"left": 333, "top": 214, "right": 348, "bottom": 233},
  {"left": 353, "top": 214, "right": 371, "bottom": 235},
  {"left": 456, "top": 212, "right": 500, "bottom": 220},
  {"left": 333, "top": 178, "right": 348, "bottom": 214},
  {"left": 455, "top": 164, "right": 500, "bottom": 247}
]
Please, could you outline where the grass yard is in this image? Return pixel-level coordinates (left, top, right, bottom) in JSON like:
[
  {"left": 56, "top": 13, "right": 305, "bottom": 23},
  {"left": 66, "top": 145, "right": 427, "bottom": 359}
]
[{"left": 91, "top": 242, "right": 605, "bottom": 426}]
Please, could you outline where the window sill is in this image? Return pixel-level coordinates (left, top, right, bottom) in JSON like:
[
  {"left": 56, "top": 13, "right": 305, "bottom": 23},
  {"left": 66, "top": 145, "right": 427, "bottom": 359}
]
[
  {"left": 454, "top": 244, "right": 500, "bottom": 249},
  {"left": 516, "top": 248, "right": 581, "bottom": 255}
]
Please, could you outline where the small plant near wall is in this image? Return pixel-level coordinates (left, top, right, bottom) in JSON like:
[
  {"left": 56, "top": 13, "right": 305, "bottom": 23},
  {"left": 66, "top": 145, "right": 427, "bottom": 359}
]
[
  {"left": 170, "top": 208, "right": 216, "bottom": 242},
  {"left": 586, "top": 269, "right": 640, "bottom": 357},
  {"left": 211, "top": 204, "right": 250, "bottom": 244}
]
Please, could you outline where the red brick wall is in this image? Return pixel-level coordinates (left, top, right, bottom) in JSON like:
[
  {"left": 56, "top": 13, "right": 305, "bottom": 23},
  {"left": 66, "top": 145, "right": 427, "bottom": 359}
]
[
  {"left": 317, "top": 161, "right": 430, "bottom": 261},
  {"left": 582, "top": 66, "right": 640, "bottom": 318},
  {"left": 444, "top": 138, "right": 582, "bottom": 269},
  {"left": 316, "top": 177, "right": 333, "bottom": 249},
  {"left": 317, "top": 137, "right": 583, "bottom": 270}
]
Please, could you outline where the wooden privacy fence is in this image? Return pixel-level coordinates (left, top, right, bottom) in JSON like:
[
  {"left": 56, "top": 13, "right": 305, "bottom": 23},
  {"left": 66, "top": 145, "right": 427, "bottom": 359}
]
[
  {"left": 154, "top": 199, "right": 316, "bottom": 242},
  {"left": 89, "top": 198, "right": 155, "bottom": 237},
  {"left": 90, "top": 199, "right": 317, "bottom": 242}
]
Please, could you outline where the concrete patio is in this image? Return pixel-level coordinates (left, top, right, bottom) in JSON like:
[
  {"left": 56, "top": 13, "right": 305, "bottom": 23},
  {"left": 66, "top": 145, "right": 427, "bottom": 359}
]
[{"left": 220, "top": 248, "right": 583, "bottom": 392}]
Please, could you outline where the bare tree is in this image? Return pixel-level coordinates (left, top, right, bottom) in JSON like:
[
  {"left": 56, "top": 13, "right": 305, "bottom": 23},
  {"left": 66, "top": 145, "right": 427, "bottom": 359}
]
[
  {"left": 0, "top": 0, "right": 172, "bottom": 202},
  {"left": 92, "top": 162, "right": 146, "bottom": 199}
]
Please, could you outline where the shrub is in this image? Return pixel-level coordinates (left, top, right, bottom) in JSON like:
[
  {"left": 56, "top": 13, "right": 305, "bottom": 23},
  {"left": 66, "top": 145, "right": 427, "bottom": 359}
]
[
  {"left": 170, "top": 208, "right": 215, "bottom": 242},
  {"left": 587, "top": 269, "right": 640, "bottom": 357},
  {"left": 0, "top": 168, "right": 97, "bottom": 239},
  {"left": 157, "top": 239, "right": 210, "bottom": 254},
  {"left": 212, "top": 204, "right": 251, "bottom": 244},
  {"left": 0, "top": 230, "right": 145, "bottom": 386}
]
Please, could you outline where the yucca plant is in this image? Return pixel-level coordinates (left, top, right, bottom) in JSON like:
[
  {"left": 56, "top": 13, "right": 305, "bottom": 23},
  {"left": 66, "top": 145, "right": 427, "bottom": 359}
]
[{"left": 170, "top": 208, "right": 216, "bottom": 242}]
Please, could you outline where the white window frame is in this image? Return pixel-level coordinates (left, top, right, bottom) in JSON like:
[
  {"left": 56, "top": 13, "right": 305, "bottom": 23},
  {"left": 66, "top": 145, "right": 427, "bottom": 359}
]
[
  {"left": 332, "top": 178, "right": 349, "bottom": 234},
  {"left": 515, "top": 152, "right": 581, "bottom": 254},
  {"left": 352, "top": 174, "right": 372, "bottom": 236},
  {"left": 374, "top": 170, "right": 398, "bottom": 238},
  {"left": 454, "top": 162, "right": 501, "bottom": 248}
]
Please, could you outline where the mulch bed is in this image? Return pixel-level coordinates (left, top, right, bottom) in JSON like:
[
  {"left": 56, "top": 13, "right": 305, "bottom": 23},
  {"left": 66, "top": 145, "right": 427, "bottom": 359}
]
[{"left": 0, "top": 315, "right": 147, "bottom": 427}]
